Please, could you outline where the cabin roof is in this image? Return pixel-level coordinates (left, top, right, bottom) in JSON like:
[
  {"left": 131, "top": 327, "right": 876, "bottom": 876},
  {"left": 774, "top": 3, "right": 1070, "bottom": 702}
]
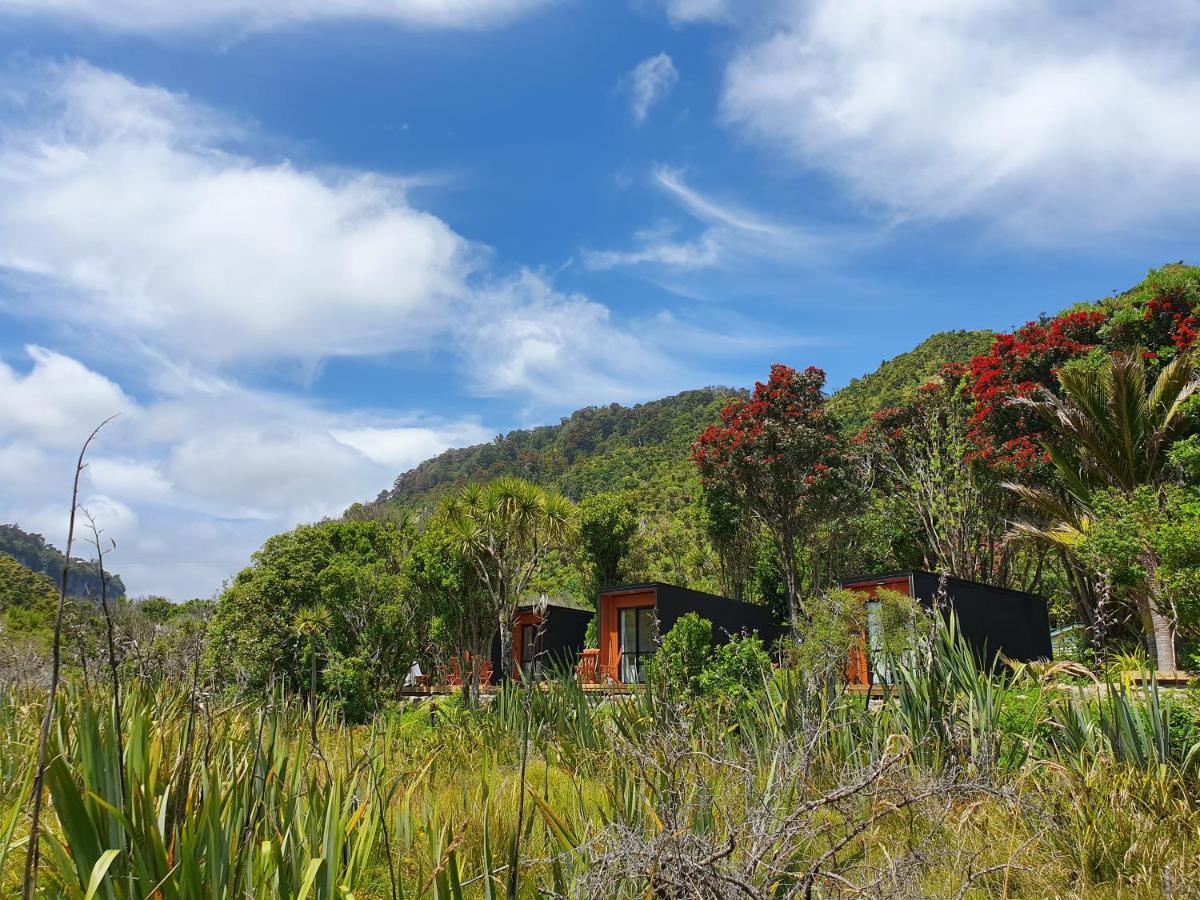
[{"left": 838, "top": 570, "right": 1044, "bottom": 601}]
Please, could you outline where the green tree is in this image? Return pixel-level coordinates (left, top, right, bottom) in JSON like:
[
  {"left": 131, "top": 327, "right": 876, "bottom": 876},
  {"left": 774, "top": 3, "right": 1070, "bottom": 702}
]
[
  {"left": 1075, "top": 486, "right": 1200, "bottom": 668},
  {"left": 403, "top": 516, "right": 493, "bottom": 704},
  {"left": 293, "top": 604, "right": 332, "bottom": 746},
  {"left": 0, "top": 554, "right": 57, "bottom": 648},
  {"left": 1008, "top": 350, "right": 1200, "bottom": 670},
  {"left": 577, "top": 491, "right": 638, "bottom": 592},
  {"left": 446, "top": 478, "right": 576, "bottom": 681},
  {"left": 205, "top": 518, "right": 416, "bottom": 695},
  {"left": 859, "top": 367, "right": 1038, "bottom": 589}
]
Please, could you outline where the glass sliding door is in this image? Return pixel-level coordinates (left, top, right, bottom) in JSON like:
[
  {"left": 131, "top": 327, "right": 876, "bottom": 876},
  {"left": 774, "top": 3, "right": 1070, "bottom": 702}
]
[{"left": 618, "top": 606, "right": 656, "bottom": 683}]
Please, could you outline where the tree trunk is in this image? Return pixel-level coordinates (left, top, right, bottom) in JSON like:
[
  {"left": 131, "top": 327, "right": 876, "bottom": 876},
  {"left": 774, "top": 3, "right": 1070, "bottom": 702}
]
[
  {"left": 1140, "top": 552, "right": 1177, "bottom": 673},
  {"left": 778, "top": 534, "right": 800, "bottom": 641},
  {"left": 498, "top": 609, "right": 512, "bottom": 681}
]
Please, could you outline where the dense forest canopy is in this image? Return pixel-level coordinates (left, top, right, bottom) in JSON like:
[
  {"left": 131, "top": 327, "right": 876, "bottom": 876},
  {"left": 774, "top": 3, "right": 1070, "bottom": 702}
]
[
  {"left": 0, "top": 523, "right": 126, "bottom": 599},
  {"left": 826, "top": 329, "right": 996, "bottom": 432}
]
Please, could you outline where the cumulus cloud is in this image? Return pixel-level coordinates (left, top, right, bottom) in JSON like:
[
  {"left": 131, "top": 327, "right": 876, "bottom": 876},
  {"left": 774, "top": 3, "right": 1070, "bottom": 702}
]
[
  {"left": 460, "top": 271, "right": 694, "bottom": 405},
  {"left": 0, "top": 345, "right": 134, "bottom": 448},
  {"left": 622, "top": 53, "right": 679, "bottom": 124},
  {"left": 720, "top": 0, "right": 1200, "bottom": 241},
  {"left": 0, "top": 62, "right": 685, "bottom": 398},
  {"left": 0, "top": 63, "right": 475, "bottom": 367},
  {"left": 0, "top": 345, "right": 493, "bottom": 597},
  {"left": 0, "top": 0, "right": 553, "bottom": 34}
]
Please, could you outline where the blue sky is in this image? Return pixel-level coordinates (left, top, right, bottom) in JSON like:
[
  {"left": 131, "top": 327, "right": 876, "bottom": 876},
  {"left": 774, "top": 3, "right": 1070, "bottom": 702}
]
[{"left": 0, "top": 0, "right": 1197, "bottom": 598}]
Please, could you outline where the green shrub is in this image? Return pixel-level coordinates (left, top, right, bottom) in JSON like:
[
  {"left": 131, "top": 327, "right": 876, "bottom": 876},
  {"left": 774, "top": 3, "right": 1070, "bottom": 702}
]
[
  {"left": 649, "top": 614, "right": 772, "bottom": 702},
  {"left": 323, "top": 652, "right": 375, "bottom": 723},
  {"left": 701, "top": 632, "right": 772, "bottom": 698},
  {"left": 650, "top": 612, "right": 713, "bottom": 697}
]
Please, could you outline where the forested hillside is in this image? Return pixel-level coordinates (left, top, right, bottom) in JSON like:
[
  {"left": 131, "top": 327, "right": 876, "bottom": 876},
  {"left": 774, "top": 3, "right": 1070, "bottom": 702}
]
[
  {"left": 826, "top": 330, "right": 995, "bottom": 431},
  {"left": 373, "top": 388, "right": 743, "bottom": 508},
  {"left": 0, "top": 523, "right": 125, "bottom": 599},
  {"left": 369, "top": 330, "right": 994, "bottom": 518}
]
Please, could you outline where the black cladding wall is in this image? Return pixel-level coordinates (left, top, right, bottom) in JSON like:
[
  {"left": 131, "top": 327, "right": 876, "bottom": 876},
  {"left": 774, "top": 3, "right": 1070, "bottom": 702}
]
[
  {"left": 489, "top": 605, "right": 593, "bottom": 680},
  {"left": 652, "top": 583, "right": 787, "bottom": 649},
  {"left": 842, "top": 571, "right": 1053, "bottom": 665}
]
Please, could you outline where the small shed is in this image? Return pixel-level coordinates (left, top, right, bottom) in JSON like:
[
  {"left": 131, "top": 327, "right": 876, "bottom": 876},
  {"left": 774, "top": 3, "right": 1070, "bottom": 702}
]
[
  {"left": 597, "top": 583, "right": 785, "bottom": 684},
  {"left": 839, "top": 570, "right": 1053, "bottom": 684},
  {"left": 489, "top": 600, "right": 592, "bottom": 681}
]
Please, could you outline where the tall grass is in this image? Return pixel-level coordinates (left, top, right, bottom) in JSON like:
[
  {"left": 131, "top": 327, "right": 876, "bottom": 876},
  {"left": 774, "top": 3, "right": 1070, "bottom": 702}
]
[{"left": 2, "top": 622, "right": 1197, "bottom": 897}]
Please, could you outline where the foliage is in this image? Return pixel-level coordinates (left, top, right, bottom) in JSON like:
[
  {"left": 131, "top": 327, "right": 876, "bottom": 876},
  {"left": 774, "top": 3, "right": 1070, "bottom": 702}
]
[
  {"left": 791, "top": 587, "right": 867, "bottom": 681},
  {"left": 5, "top": 626, "right": 1200, "bottom": 898},
  {"left": 693, "top": 364, "right": 851, "bottom": 632},
  {"left": 576, "top": 491, "right": 637, "bottom": 591},
  {"left": 445, "top": 477, "right": 576, "bottom": 683},
  {"left": 858, "top": 365, "right": 1039, "bottom": 588},
  {"left": 701, "top": 631, "right": 771, "bottom": 698},
  {"left": 827, "top": 329, "right": 995, "bottom": 433},
  {"left": 0, "top": 554, "right": 56, "bottom": 645},
  {"left": 967, "top": 264, "right": 1200, "bottom": 474},
  {"left": 204, "top": 518, "right": 420, "bottom": 697},
  {"left": 0, "top": 523, "right": 126, "bottom": 599},
  {"left": 1077, "top": 486, "right": 1200, "bottom": 656},
  {"left": 403, "top": 515, "right": 493, "bottom": 699},
  {"left": 648, "top": 612, "right": 771, "bottom": 702},
  {"left": 648, "top": 612, "right": 712, "bottom": 697},
  {"left": 1006, "top": 349, "right": 1200, "bottom": 670}
]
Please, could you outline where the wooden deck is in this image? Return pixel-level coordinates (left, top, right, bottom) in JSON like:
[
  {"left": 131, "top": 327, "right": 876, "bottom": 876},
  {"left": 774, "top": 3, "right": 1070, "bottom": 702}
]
[{"left": 398, "top": 682, "right": 634, "bottom": 697}]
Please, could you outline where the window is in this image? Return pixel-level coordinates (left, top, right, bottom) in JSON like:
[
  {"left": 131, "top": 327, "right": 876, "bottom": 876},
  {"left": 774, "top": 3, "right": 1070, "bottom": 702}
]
[
  {"left": 866, "top": 600, "right": 916, "bottom": 684},
  {"left": 520, "top": 623, "right": 539, "bottom": 679},
  {"left": 618, "top": 606, "right": 656, "bottom": 683}
]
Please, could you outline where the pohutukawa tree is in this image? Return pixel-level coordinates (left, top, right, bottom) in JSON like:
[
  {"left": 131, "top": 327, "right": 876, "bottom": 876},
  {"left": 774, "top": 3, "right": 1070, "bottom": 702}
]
[
  {"left": 857, "top": 364, "right": 1039, "bottom": 591},
  {"left": 445, "top": 477, "right": 576, "bottom": 680},
  {"left": 692, "top": 364, "right": 848, "bottom": 636}
]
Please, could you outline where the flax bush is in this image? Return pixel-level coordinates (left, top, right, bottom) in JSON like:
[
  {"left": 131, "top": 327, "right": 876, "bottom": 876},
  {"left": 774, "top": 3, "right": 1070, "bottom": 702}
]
[{"left": 2, "top": 620, "right": 1198, "bottom": 898}]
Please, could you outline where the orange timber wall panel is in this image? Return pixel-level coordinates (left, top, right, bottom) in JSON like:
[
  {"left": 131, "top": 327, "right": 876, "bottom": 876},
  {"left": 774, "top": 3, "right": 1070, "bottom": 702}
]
[
  {"left": 842, "top": 576, "right": 911, "bottom": 686},
  {"left": 599, "top": 588, "right": 656, "bottom": 682}
]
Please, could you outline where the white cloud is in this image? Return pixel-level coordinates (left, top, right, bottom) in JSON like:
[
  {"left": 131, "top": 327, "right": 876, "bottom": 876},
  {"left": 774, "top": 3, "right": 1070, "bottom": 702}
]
[
  {"left": 0, "top": 62, "right": 689, "bottom": 407},
  {"left": 0, "top": 0, "right": 553, "bottom": 34},
  {"left": 0, "top": 62, "right": 475, "bottom": 367},
  {"left": 622, "top": 53, "right": 679, "bottom": 124},
  {"left": 583, "top": 223, "right": 722, "bottom": 271},
  {"left": 0, "top": 345, "right": 134, "bottom": 448},
  {"left": 720, "top": 0, "right": 1200, "bottom": 241},
  {"left": 87, "top": 458, "right": 174, "bottom": 502},
  {"left": 583, "top": 166, "right": 836, "bottom": 271},
  {"left": 660, "top": 0, "right": 729, "bottom": 25},
  {"left": 0, "top": 345, "right": 497, "bottom": 597},
  {"left": 0, "top": 64, "right": 743, "bottom": 598},
  {"left": 461, "top": 270, "right": 692, "bottom": 406},
  {"left": 332, "top": 423, "right": 493, "bottom": 469}
]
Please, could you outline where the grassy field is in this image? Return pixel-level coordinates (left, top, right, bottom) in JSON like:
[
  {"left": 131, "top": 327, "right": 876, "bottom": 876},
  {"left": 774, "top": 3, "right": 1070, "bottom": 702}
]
[{"left": 2, "top": 634, "right": 1199, "bottom": 898}]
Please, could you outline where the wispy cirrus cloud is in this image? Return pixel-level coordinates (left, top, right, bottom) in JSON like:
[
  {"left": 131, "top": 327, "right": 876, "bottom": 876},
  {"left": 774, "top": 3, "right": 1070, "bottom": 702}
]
[
  {"left": 0, "top": 0, "right": 554, "bottom": 34},
  {"left": 583, "top": 166, "right": 839, "bottom": 272},
  {"left": 622, "top": 52, "right": 679, "bottom": 124}
]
